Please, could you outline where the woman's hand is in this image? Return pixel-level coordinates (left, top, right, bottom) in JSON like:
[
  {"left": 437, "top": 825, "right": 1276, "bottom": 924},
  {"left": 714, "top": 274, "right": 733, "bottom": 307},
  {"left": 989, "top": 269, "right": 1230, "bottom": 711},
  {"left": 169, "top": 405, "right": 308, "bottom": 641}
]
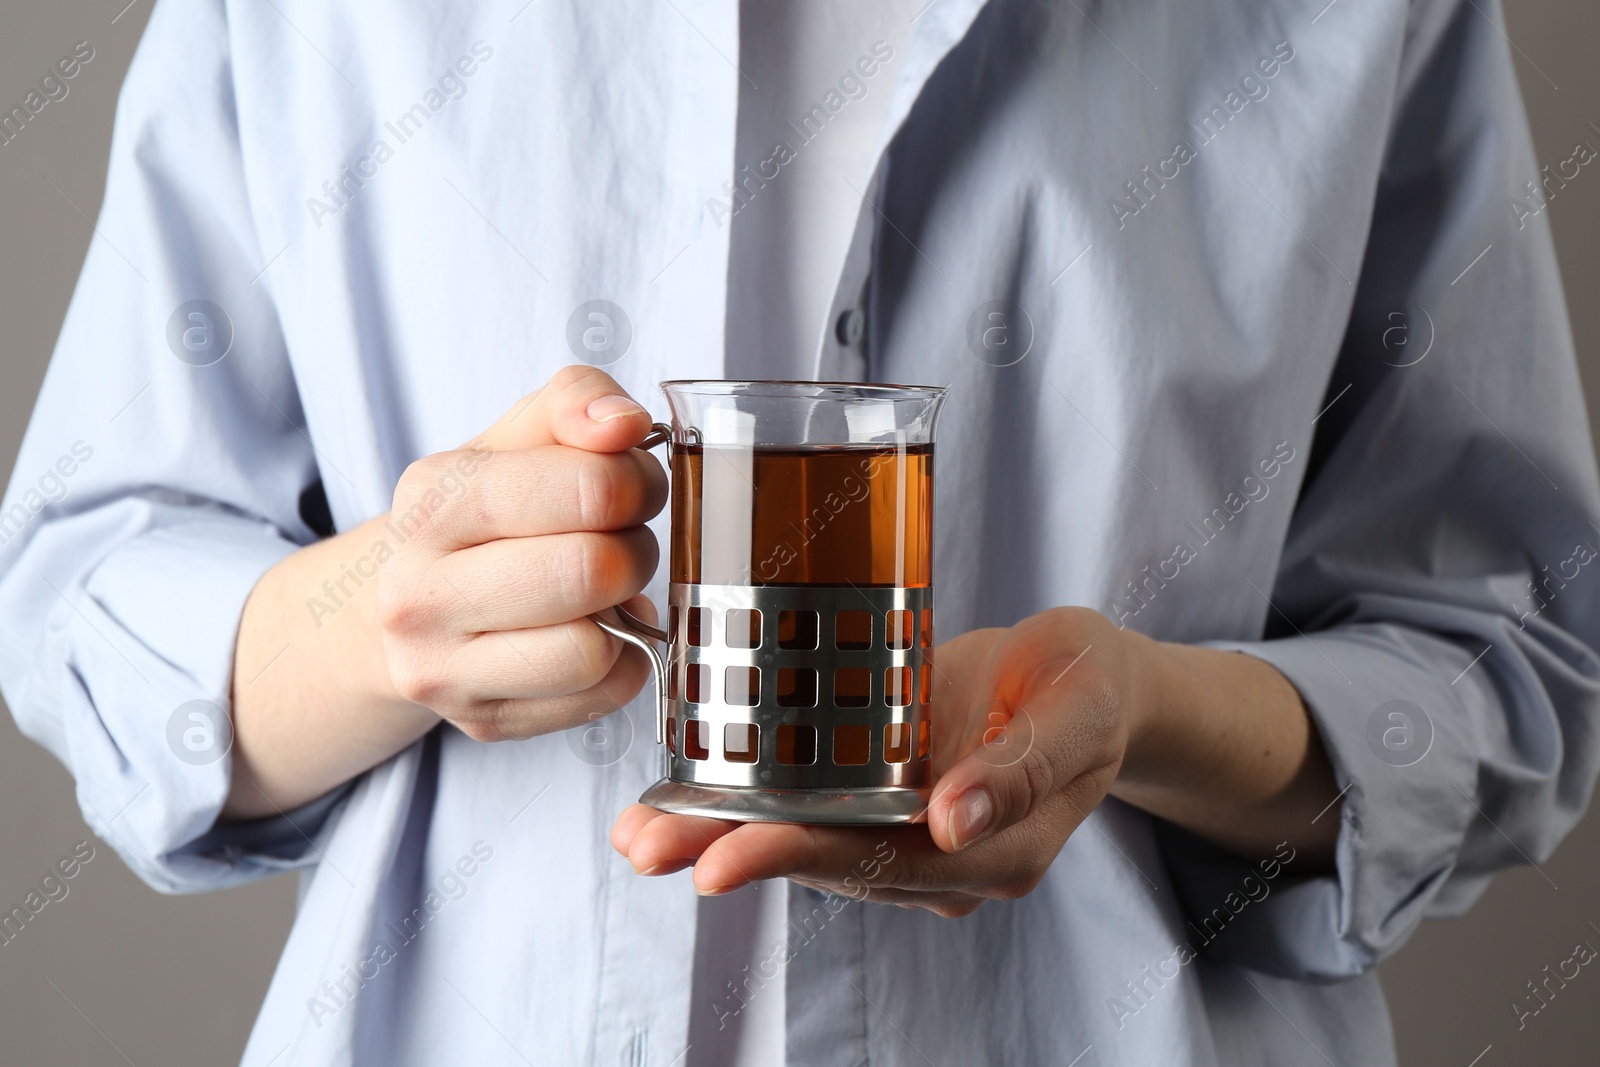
[
  {"left": 612, "top": 607, "right": 1340, "bottom": 916},
  {"left": 227, "top": 365, "right": 666, "bottom": 818},
  {"left": 375, "top": 365, "right": 667, "bottom": 742}
]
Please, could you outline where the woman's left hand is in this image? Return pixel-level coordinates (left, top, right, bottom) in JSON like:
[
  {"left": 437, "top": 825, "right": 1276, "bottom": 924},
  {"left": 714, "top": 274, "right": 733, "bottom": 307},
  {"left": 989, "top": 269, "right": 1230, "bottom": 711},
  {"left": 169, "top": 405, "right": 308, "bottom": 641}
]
[{"left": 610, "top": 607, "right": 1157, "bottom": 917}]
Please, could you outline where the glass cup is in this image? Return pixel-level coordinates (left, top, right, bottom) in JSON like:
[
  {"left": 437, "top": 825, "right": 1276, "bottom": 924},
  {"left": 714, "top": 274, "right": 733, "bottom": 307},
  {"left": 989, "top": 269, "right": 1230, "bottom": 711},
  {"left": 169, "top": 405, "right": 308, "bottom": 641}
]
[{"left": 594, "top": 380, "right": 947, "bottom": 824}]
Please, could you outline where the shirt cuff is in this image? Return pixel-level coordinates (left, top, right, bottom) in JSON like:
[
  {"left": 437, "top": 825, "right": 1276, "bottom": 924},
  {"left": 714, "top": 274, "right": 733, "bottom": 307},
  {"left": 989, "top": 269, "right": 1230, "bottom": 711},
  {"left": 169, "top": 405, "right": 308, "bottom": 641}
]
[
  {"left": 1156, "top": 620, "right": 1498, "bottom": 980},
  {"left": 14, "top": 511, "right": 341, "bottom": 893}
]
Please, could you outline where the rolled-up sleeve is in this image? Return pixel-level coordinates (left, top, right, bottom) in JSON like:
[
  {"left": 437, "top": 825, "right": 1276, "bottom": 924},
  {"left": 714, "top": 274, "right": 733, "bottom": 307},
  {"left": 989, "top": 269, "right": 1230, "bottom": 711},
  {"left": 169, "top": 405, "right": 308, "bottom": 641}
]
[
  {"left": 1158, "top": 0, "right": 1600, "bottom": 980},
  {"left": 0, "top": 0, "right": 338, "bottom": 893}
]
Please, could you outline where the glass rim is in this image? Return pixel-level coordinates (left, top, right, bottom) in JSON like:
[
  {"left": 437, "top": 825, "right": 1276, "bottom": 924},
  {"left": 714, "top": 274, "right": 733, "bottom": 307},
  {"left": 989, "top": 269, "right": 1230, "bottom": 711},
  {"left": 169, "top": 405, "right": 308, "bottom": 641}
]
[{"left": 660, "top": 379, "right": 948, "bottom": 402}]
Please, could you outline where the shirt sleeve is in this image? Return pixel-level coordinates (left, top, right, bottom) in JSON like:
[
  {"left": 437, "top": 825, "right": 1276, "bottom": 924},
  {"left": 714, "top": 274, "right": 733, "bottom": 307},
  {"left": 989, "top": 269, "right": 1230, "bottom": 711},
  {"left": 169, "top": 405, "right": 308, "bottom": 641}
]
[
  {"left": 1156, "top": 0, "right": 1600, "bottom": 980},
  {"left": 0, "top": 0, "right": 340, "bottom": 893}
]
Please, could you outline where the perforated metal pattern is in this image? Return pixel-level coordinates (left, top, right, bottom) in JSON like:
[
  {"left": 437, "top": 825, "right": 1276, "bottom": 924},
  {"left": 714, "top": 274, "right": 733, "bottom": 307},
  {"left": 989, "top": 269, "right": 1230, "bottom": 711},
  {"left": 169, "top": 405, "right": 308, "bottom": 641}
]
[{"left": 660, "top": 582, "right": 934, "bottom": 793}]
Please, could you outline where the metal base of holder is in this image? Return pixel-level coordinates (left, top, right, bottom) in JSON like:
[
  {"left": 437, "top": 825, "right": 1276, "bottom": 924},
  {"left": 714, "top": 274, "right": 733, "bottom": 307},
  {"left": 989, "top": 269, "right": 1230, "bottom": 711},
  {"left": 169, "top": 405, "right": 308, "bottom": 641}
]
[{"left": 641, "top": 778, "right": 930, "bottom": 825}]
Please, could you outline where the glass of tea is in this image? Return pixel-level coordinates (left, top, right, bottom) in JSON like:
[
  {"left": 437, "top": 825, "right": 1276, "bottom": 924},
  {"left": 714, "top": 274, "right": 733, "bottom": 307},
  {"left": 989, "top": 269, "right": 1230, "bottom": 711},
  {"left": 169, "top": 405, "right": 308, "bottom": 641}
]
[{"left": 594, "top": 380, "right": 947, "bottom": 824}]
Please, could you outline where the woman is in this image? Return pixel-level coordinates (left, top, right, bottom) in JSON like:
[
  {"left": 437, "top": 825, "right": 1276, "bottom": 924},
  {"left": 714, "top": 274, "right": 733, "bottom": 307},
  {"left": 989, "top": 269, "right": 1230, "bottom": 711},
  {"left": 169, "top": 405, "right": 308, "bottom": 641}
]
[{"left": 3, "top": 0, "right": 1597, "bottom": 1063}]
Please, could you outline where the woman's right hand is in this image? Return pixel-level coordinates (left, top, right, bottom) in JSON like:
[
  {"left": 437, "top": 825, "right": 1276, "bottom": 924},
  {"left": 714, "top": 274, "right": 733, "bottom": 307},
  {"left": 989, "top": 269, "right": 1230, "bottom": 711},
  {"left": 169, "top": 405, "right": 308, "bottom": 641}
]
[
  {"left": 225, "top": 366, "right": 667, "bottom": 819},
  {"left": 377, "top": 365, "right": 669, "bottom": 742}
]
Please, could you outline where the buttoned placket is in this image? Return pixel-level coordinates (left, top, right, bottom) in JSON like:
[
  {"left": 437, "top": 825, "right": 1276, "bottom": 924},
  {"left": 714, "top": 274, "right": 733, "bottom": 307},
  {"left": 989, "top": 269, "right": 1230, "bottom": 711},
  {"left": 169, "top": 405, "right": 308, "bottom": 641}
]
[
  {"left": 815, "top": 170, "right": 881, "bottom": 384},
  {"left": 791, "top": 3, "right": 995, "bottom": 1062}
]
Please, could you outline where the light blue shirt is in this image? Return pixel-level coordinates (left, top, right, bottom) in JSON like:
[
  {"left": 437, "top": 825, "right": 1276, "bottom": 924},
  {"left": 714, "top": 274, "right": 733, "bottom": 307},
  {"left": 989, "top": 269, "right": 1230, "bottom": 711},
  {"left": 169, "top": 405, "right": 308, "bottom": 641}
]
[{"left": 4, "top": 0, "right": 1599, "bottom": 1064}]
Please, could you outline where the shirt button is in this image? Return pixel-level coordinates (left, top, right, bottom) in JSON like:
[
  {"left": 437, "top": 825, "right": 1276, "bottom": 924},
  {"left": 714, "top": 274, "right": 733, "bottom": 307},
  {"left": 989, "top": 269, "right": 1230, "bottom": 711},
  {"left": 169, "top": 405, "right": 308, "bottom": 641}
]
[{"left": 835, "top": 308, "right": 865, "bottom": 349}]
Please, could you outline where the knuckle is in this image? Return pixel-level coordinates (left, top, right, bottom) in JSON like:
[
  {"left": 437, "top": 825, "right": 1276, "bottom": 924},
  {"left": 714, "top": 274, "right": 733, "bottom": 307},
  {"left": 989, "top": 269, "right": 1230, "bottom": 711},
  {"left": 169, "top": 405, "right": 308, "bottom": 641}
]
[
  {"left": 392, "top": 456, "right": 461, "bottom": 546},
  {"left": 376, "top": 578, "right": 429, "bottom": 636},
  {"left": 396, "top": 454, "right": 445, "bottom": 499},
  {"left": 1014, "top": 747, "right": 1059, "bottom": 820},
  {"left": 395, "top": 457, "right": 428, "bottom": 494},
  {"left": 880, "top": 859, "right": 936, "bottom": 895},
  {"left": 550, "top": 364, "right": 591, "bottom": 390},
  {"left": 569, "top": 533, "right": 639, "bottom": 607},
  {"left": 575, "top": 455, "right": 621, "bottom": 529},
  {"left": 375, "top": 583, "right": 408, "bottom": 633},
  {"left": 550, "top": 365, "right": 613, "bottom": 411},
  {"left": 390, "top": 655, "right": 451, "bottom": 709},
  {"left": 552, "top": 535, "right": 604, "bottom": 607}
]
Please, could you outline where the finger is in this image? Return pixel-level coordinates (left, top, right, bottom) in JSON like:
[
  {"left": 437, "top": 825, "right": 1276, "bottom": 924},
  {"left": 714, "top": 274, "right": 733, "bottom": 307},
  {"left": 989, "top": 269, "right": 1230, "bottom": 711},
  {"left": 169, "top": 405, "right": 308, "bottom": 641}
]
[
  {"left": 478, "top": 365, "right": 655, "bottom": 453},
  {"left": 445, "top": 648, "right": 654, "bottom": 741},
  {"left": 689, "top": 823, "right": 952, "bottom": 896},
  {"left": 440, "top": 597, "right": 658, "bottom": 703},
  {"left": 626, "top": 812, "right": 744, "bottom": 876},
  {"left": 611, "top": 804, "right": 666, "bottom": 856},
  {"left": 920, "top": 627, "right": 1008, "bottom": 777},
  {"left": 691, "top": 817, "right": 1064, "bottom": 901},
  {"left": 402, "top": 446, "right": 668, "bottom": 549},
  {"left": 928, "top": 622, "right": 1123, "bottom": 854},
  {"left": 431, "top": 526, "right": 659, "bottom": 632},
  {"left": 405, "top": 599, "right": 654, "bottom": 730}
]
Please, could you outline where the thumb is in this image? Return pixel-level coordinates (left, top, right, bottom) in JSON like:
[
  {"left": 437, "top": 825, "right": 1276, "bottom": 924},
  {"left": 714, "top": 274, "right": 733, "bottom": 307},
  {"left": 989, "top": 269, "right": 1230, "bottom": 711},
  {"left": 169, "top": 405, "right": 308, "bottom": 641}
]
[
  {"left": 478, "top": 365, "right": 655, "bottom": 453},
  {"left": 926, "top": 703, "right": 1040, "bottom": 853},
  {"left": 926, "top": 651, "right": 1114, "bottom": 854}
]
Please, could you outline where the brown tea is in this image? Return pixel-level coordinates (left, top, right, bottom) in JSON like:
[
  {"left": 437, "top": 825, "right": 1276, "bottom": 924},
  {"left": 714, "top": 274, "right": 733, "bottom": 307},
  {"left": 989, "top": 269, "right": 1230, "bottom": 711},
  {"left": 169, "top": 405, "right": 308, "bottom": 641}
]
[{"left": 670, "top": 444, "right": 932, "bottom": 587}]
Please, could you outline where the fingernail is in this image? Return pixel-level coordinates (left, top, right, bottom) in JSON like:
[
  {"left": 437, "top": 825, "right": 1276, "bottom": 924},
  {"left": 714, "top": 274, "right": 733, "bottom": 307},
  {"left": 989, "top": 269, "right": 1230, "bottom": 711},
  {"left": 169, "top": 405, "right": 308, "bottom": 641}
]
[
  {"left": 586, "top": 394, "right": 646, "bottom": 423},
  {"left": 948, "top": 788, "right": 993, "bottom": 851},
  {"left": 696, "top": 882, "right": 736, "bottom": 897},
  {"left": 635, "top": 859, "right": 691, "bottom": 877}
]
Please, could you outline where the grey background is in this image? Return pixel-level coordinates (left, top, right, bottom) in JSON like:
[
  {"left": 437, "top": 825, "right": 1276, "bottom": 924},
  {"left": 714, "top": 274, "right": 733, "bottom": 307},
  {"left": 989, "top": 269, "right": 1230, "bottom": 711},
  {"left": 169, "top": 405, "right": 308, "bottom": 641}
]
[{"left": 0, "top": 2, "right": 1595, "bottom": 1064}]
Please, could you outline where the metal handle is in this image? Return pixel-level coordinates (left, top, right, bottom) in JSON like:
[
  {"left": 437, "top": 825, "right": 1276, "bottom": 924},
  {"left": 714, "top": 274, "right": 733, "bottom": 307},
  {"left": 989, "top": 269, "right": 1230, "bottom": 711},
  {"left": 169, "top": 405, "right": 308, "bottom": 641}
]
[
  {"left": 589, "top": 421, "right": 673, "bottom": 744},
  {"left": 637, "top": 421, "right": 671, "bottom": 451}
]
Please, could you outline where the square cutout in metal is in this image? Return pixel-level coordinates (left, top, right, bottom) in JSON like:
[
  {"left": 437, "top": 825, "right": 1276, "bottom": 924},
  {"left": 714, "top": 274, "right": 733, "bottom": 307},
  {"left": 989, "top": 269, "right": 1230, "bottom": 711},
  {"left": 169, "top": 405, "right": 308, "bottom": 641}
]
[
  {"left": 920, "top": 608, "right": 934, "bottom": 648},
  {"left": 833, "top": 667, "right": 871, "bottom": 708},
  {"left": 684, "top": 663, "right": 709, "bottom": 704},
  {"left": 726, "top": 608, "right": 761, "bottom": 649},
  {"left": 777, "top": 667, "right": 818, "bottom": 708},
  {"left": 778, "top": 610, "right": 819, "bottom": 650},
  {"left": 833, "top": 724, "right": 871, "bottom": 766},
  {"left": 835, "top": 611, "right": 873, "bottom": 650},
  {"left": 686, "top": 607, "right": 712, "bottom": 647},
  {"left": 883, "top": 722, "right": 912, "bottom": 763},
  {"left": 724, "top": 723, "right": 759, "bottom": 763},
  {"left": 886, "top": 610, "right": 913, "bottom": 650},
  {"left": 685, "top": 719, "right": 710, "bottom": 760},
  {"left": 724, "top": 666, "right": 760, "bottom": 706},
  {"left": 777, "top": 724, "right": 818, "bottom": 765},
  {"left": 885, "top": 666, "right": 912, "bottom": 707}
]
